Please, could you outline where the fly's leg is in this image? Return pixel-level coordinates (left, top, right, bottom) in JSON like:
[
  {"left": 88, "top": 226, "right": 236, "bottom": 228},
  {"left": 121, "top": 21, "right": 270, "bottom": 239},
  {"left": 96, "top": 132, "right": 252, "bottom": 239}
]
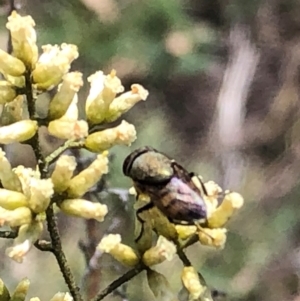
[{"left": 134, "top": 201, "right": 155, "bottom": 254}]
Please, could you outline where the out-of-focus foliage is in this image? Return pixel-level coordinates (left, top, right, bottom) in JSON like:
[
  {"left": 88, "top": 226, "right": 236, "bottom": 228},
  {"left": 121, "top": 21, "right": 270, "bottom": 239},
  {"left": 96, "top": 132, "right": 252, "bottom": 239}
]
[{"left": 1, "top": 0, "right": 300, "bottom": 301}]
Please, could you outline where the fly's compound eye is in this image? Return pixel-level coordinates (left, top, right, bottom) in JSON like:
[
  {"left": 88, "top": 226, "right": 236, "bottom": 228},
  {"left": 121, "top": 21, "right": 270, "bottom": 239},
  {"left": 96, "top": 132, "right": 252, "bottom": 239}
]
[
  {"left": 123, "top": 146, "right": 153, "bottom": 176},
  {"left": 123, "top": 147, "right": 174, "bottom": 184}
]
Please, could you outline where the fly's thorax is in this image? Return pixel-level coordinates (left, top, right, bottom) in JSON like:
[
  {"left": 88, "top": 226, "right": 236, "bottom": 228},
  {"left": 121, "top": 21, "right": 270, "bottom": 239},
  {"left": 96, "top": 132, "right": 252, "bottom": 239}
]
[{"left": 123, "top": 146, "right": 174, "bottom": 184}]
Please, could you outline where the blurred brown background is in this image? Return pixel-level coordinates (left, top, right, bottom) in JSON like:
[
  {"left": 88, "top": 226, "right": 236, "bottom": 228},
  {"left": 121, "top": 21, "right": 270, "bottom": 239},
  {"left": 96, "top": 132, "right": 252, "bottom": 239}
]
[{"left": 1, "top": 0, "right": 300, "bottom": 300}]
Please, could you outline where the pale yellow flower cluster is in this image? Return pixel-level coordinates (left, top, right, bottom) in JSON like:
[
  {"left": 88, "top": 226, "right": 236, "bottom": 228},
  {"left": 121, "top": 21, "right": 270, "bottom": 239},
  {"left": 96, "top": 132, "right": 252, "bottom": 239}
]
[
  {"left": 0, "top": 11, "right": 149, "bottom": 263},
  {"left": 0, "top": 148, "right": 109, "bottom": 262},
  {"left": 0, "top": 12, "right": 147, "bottom": 148},
  {"left": 97, "top": 233, "right": 177, "bottom": 268},
  {"left": 0, "top": 277, "right": 73, "bottom": 301}
]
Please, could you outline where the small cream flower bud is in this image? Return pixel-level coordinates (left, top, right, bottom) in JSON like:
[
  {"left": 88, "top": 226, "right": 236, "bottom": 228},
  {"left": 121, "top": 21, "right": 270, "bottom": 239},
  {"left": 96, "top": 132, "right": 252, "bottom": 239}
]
[
  {"left": 60, "top": 199, "right": 108, "bottom": 222},
  {"left": 6, "top": 12, "right": 38, "bottom": 69},
  {"left": 85, "top": 120, "right": 136, "bottom": 152},
  {"left": 175, "top": 225, "right": 197, "bottom": 240},
  {"left": 0, "top": 189, "right": 28, "bottom": 209},
  {"left": 32, "top": 44, "right": 79, "bottom": 91},
  {"left": 198, "top": 228, "right": 227, "bottom": 249},
  {"left": 0, "top": 207, "right": 32, "bottom": 227},
  {"left": 101, "top": 69, "right": 125, "bottom": 102},
  {"left": 48, "top": 119, "right": 88, "bottom": 140},
  {"left": 51, "top": 155, "right": 77, "bottom": 193},
  {"left": 106, "top": 84, "right": 149, "bottom": 122},
  {"left": 30, "top": 298, "right": 41, "bottom": 301},
  {"left": 10, "top": 278, "right": 30, "bottom": 301},
  {"left": 0, "top": 81, "right": 17, "bottom": 104},
  {"left": 0, "top": 149, "right": 22, "bottom": 191},
  {"left": 67, "top": 152, "right": 108, "bottom": 197},
  {"left": 181, "top": 267, "right": 205, "bottom": 300},
  {"left": 98, "top": 234, "right": 139, "bottom": 267},
  {"left": 50, "top": 292, "right": 73, "bottom": 301},
  {"left": 85, "top": 70, "right": 124, "bottom": 125},
  {"left": 0, "top": 49, "right": 25, "bottom": 76},
  {"left": 28, "top": 178, "right": 54, "bottom": 213},
  {"left": 48, "top": 72, "right": 83, "bottom": 120},
  {"left": 13, "top": 166, "right": 40, "bottom": 200},
  {"left": 0, "top": 278, "right": 10, "bottom": 301},
  {"left": 4, "top": 74, "right": 25, "bottom": 88},
  {"left": 6, "top": 221, "right": 43, "bottom": 263},
  {"left": 59, "top": 94, "right": 79, "bottom": 122},
  {"left": 0, "top": 95, "right": 24, "bottom": 125},
  {"left": 142, "top": 236, "right": 176, "bottom": 266},
  {"left": 0, "top": 120, "right": 37, "bottom": 144},
  {"left": 207, "top": 192, "right": 244, "bottom": 228}
]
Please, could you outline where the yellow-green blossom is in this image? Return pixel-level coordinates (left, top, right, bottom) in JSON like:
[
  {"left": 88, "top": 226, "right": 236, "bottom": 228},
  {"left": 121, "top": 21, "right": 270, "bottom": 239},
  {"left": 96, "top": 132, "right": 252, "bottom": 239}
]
[
  {"left": 0, "top": 49, "right": 25, "bottom": 76},
  {"left": 6, "top": 222, "right": 43, "bottom": 263},
  {"left": 67, "top": 152, "right": 109, "bottom": 197},
  {"left": 50, "top": 292, "right": 73, "bottom": 301},
  {"left": 181, "top": 267, "right": 206, "bottom": 300},
  {"left": 60, "top": 199, "right": 108, "bottom": 222},
  {"left": 0, "top": 278, "right": 10, "bottom": 301},
  {"left": 0, "top": 149, "right": 22, "bottom": 192},
  {"left": 98, "top": 234, "right": 139, "bottom": 266},
  {"left": 6, "top": 11, "right": 38, "bottom": 69},
  {"left": 198, "top": 227, "right": 227, "bottom": 249},
  {"left": 13, "top": 166, "right": 40, "bottom": 200},
  {"left": 0, "top": 81, "right": 17, "bottom": 104},
  {"left": 85, "top": 70, "right": 124, "bottom": 124},
  {"left": 175, "top": 225, "right": 197, "bottom": 240},
  {"left": 48, "top": 72, "right": 83, "bottom": 120},
  {"left": 48, "top": 119, "right": 88, "bottom": 140},
  {"left": 10, "top": 278, "right": 30, "bottom": 301},
  {"left": 28, "top": 178, "right": 54, "bottom": 213},
  {"left": 85, "top": 120, "right": 136, "bottom": 152},
  {"left": 207, "top": 192, "right": 244, "bottom": 228},
  {"left": 0, "top": 206, "right": 32, "bottom": 228},
  {"left": 32, "top": 43, "right": 79, "bottom": 90},
  {"left": 105, "top": 84, "right": 149, "bottom": 122},
  {"left": 0, "top": 120, "right": 37, "bottom": 144},
  {"left": 51, "top": 155, "right": 77, "bottom": 193},
  {"left": 0, "top": 189, "right": 28, "bottom": 209}
]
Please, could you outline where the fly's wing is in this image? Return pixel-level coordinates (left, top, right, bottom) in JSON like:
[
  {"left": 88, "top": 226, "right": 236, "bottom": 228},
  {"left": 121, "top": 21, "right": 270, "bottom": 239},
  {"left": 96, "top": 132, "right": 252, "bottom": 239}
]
[
  {"left": 171, "top": 162, "right": 206, "bottom": 193},
  {"left": 159, "top": 177, "right": 207, "bottom": 223}
]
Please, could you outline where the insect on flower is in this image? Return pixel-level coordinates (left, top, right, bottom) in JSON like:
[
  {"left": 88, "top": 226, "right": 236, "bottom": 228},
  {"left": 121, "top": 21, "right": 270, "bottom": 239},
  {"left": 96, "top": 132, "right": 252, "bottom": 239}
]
[{"left": 123, "top": 146, "right": 208, "bottom": 226}]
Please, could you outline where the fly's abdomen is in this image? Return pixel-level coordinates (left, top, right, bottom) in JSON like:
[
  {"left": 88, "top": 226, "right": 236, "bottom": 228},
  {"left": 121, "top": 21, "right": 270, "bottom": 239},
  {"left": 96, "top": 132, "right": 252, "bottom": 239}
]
[{"left": 152, "top": 177, "right": 207, "bottom": 223}]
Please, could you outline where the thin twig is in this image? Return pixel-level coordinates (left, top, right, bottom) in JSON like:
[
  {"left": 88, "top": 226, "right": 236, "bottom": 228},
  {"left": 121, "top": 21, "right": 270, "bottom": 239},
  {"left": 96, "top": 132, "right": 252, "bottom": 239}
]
[
  {"left": 46, "top": 205, "right": 83, "bottom": 301},
  {"left": 24, "top": 72, "right": 45, "bottom": 174},
  {"left": 0, "top": 230, "right": 17, "bottom": 239},
  {"left": 176, "top": 247, "right": 191, "bottom": 267},
  {"left": 34, "top": 239, "right": 53, "bottom": 252},
  {"left": 92, "top": 263, "right": 146, "bottom": 301}
]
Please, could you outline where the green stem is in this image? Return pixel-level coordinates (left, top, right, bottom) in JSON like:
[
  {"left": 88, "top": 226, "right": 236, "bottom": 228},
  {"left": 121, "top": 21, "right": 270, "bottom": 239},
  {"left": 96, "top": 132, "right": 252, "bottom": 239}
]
[
  {"left": 43, "top": 139, "right": 84, "bottom": 173},
  {"left": 92, "top": 263, "right": 146, "bottom": 301}
]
